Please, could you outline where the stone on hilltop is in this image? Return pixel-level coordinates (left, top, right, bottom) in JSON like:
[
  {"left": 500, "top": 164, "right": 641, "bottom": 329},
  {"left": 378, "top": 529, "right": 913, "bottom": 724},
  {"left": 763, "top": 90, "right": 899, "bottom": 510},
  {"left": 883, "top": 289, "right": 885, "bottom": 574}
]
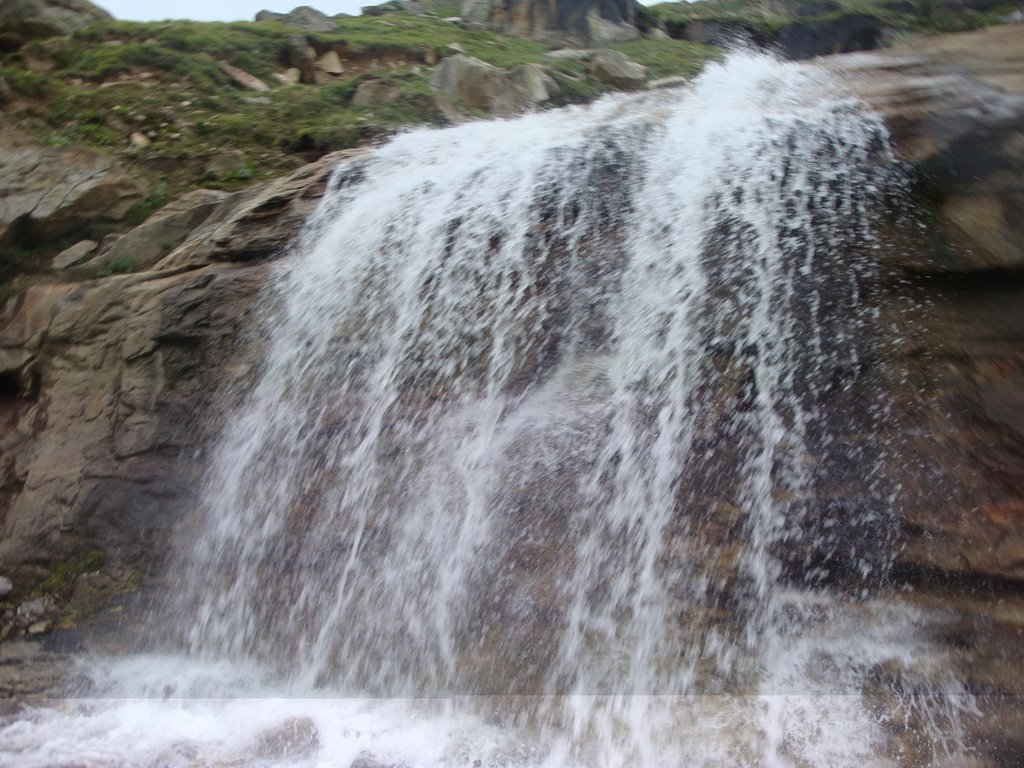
[
  {"left": 460, "top": 0, "right": 638, "bottom": 45},
  {"left": 429, "top": 55, "right": 557, "bottom": 116},
  {"left": 255, "top": 6, "right": 337, "bottom": 32},
  {"left": 0, "top": 0, "right": 111, "bottom": 52}
]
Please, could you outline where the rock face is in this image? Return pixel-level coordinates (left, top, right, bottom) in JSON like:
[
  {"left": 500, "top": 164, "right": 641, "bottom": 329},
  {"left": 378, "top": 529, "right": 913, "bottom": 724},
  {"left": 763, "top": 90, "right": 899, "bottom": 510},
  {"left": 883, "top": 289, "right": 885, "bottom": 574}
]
[
  {"left": 0, "top": 0, "right": 112, "bottom": 52},
  {"left": 79, "top": 189, "right": 230, "bottom": 276},
  {"left": 0, "top": 147, "right": 147, "bottom": 248},
  {"left": 0, "top": 149, "right": 362, "bottom": 590},
  {"left": 462, "top": 0, "right": 640, "bottom": 45},
  {"left": 429, "top": 55, "right": 558, "bottom": 116},
  {"left": 823, "top": 25, "right": 1024, "bottom": 740}
]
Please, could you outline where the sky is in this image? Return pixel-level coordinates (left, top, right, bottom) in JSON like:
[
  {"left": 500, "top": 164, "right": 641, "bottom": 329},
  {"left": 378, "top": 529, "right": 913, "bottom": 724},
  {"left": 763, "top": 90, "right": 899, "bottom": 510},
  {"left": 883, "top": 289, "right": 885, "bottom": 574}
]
[
  {"left": 94, "top": 1, "right": 370, "bottom": 22},
  {"left": 94, "top": 0, "right": 654, "bottom": 23}
]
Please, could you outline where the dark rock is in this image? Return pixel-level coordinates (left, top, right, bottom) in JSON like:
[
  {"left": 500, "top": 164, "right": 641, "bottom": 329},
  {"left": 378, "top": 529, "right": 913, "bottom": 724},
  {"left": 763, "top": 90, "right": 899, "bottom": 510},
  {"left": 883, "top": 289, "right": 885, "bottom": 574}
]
[
  {"left": 0, "top": 0, "right": 111, "bottom": 53},
  {"left": 776, "top": 14, "right": 883, "bottom": 59}
]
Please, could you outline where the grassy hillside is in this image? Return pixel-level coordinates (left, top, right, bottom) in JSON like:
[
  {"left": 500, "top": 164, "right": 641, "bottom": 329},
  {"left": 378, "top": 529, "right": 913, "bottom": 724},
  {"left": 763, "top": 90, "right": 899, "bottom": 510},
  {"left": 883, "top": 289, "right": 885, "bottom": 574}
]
[{"left": 0, "top": 13, "right": 717, "bottom": 198}]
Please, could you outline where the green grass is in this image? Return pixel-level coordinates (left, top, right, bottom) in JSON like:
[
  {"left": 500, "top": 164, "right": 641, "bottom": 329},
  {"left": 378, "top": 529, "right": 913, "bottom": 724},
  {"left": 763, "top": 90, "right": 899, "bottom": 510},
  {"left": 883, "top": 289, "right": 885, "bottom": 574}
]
[
  {"left": 610, "top": 39, "right": 722, "bottom": 80},
  {"left": 34, "top": 549, "right": 106, "bottom": 596},
  {"left": 0, "top": 11, "right": 725, "bottom": 293}
]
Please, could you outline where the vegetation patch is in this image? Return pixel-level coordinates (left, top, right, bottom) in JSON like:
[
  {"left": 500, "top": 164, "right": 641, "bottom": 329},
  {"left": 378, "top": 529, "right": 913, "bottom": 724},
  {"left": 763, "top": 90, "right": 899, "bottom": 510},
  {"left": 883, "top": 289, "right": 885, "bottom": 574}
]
[{"left": 34, "top": 549, "right": 107, "bottom": 597}]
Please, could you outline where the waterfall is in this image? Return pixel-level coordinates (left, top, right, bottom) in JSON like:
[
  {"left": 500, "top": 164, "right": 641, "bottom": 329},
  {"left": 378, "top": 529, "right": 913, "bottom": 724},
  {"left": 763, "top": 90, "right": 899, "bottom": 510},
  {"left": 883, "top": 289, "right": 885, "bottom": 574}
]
[{"left": 0, "top": 53, "right": 974, "bottom": 768}]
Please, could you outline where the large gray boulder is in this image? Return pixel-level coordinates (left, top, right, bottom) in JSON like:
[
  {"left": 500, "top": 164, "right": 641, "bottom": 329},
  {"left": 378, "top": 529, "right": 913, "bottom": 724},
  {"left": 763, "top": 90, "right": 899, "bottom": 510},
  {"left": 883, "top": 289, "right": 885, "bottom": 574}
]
[
  {"left": 0, "top": 0, "right": 112, "bottom": 52},
  {"left": 255, "top": 6, "right": 337, "bottom": 32},
  {"left": 429, "top": 55, "right": 558, "bottom": 116},
  {"left": 461, "top": 0, "right": 639, "bottom": 46},
  {"left": 588, "top": 49, "right": 646, "bottom": 88}
]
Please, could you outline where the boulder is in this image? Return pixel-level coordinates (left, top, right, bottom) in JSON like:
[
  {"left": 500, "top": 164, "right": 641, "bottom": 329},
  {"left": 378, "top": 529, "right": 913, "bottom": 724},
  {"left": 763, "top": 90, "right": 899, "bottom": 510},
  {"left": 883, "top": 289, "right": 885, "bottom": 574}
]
[
  {"left": 0, "top": 146, "right": 147, "bottom": 246},
  {"left": 318, "top": 50, "right": 345, "bottom": 76},
  {"left": 0, "top": 0, "right": 111, "bottom": 53},
  {"left": 255, "top": 6, "right": 337, "bottom": 32},
  {"left": 588, "top": 50, "right": 646, "bottom": 88},
  {"left": 352, "top": 79, "right": 402, "bottom": 107},
  {"left": 462, "top": 0, "right": 639, "bottom": 45},
  {"left": 429, "top": 55, "right": 557, "bottom": 116},
  {"left": 219, "top": 61, "right": 270, "bottom": 92}
]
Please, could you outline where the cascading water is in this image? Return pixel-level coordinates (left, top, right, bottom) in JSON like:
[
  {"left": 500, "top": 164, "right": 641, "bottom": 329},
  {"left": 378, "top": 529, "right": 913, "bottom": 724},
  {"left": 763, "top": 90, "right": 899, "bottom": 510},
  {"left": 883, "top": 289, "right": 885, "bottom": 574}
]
[{"left": 1, "top": 53, "right": 975, "bottom": 768}]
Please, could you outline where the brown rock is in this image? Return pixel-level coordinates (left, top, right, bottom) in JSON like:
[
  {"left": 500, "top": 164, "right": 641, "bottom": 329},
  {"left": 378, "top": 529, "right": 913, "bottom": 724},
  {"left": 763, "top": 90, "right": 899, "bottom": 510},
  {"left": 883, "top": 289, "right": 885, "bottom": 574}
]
[
  {"left": 78, "top": 189, "right": 230, "bottom": 276},
  {"left": 826, "top": 24, "right": 1024, "bottom": 272},
  {"left": 51, "top": 240, "right": 98, "bottom": 270},
  {"left": 318, "top": 50, "right": 345, "bottom": 76},
  {"left": 158, "top": 148, "right": 367, "bottom": 269}
]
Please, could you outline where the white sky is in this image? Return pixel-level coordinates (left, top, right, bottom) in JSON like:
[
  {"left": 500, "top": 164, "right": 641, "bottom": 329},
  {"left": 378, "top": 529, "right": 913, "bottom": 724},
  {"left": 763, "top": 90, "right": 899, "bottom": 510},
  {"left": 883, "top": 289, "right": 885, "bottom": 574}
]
[
  {"left": 95, "top": 1, "right": 654, "bottom": 23},
  {"left": 95, "top": 1, "right": 371, "bottom": 22}
]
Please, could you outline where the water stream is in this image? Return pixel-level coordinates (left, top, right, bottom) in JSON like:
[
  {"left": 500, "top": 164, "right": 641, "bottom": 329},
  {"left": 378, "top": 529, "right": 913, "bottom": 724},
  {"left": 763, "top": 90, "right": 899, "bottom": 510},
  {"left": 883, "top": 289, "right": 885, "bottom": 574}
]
[{"left": 0, "top": 53, "right": 973, "bottom": 768}]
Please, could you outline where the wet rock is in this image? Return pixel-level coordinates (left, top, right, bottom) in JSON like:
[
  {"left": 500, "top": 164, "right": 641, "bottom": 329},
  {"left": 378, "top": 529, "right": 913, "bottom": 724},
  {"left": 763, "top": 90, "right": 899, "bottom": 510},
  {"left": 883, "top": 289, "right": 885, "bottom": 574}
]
[
  {"left": 776, "top": 14, "right": 883, "bottom": 59},
  {"left": 159, "top": 148, "right": 365, "bottom": 269},
  {"left": 647, "top": 75, "right": 689, "bottom": 90},
  {"left": 51, "top": 240, "right": 98, "bottom": 270},
  {"left": 826, "top": 24, "right": 1024, "bottom": 272},
  {"left": 0, "top": 146, "right": 147, "bottom": 246},
  {"left": 588, "top": 50, "right": 646, "bottom": 88},
  {"left": 219, "top": 61, "right": 270, "bottom": 92},
  {"left": 350, "top": 753, "right": 409, "bottom": 768},
  {"left": 251, "top": 716, "right": 320, "bottom": 759}
]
